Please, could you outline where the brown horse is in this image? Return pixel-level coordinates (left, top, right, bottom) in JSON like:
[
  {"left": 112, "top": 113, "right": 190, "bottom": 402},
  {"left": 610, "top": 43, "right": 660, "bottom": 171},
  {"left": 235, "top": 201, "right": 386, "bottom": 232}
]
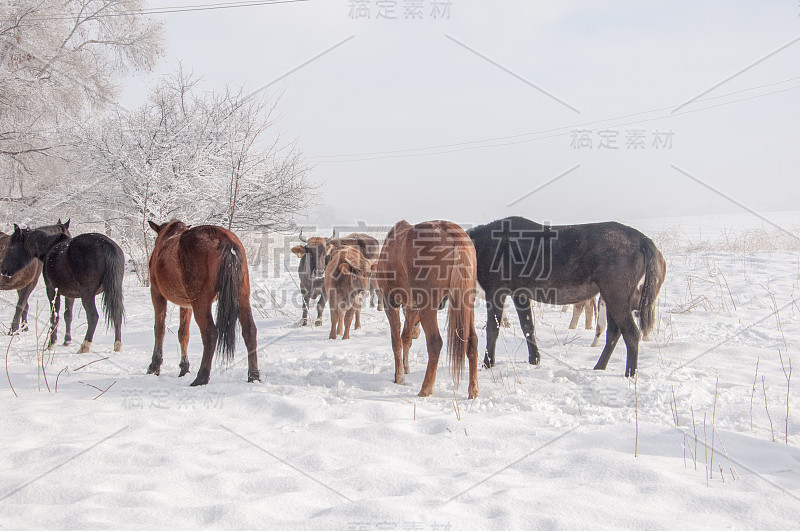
[
  {"left": 376, "top": 220, "right": 479, "bottom": 399},
  {"left": 146, "top": 220, "right": 260, "bottom": 386},
  {"left": 0, "top": 220, "right": 73, "bottom": 335}
]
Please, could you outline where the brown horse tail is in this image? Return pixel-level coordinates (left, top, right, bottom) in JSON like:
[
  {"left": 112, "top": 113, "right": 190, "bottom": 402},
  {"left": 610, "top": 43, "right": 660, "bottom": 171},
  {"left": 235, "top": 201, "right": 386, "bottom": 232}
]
[
  {"left": 216, "top": 239, "right": 244, "bottom": 362},
  {"left": 445, "top": 241, "right": 476, "bottom": 388},
  {"left": 638, "top": 237, "right": 666, "bottom": 341}
]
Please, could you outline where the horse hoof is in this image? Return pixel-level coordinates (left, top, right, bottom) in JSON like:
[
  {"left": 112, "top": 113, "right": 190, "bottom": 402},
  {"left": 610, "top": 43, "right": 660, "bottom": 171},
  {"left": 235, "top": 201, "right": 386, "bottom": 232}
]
[
  {"left": 113, "top": 340, "right": 122, "bottom": 352},
  {"left": 62, "top": 340, "right": 71, "bottom": 347},
  {"left": 247, "top": 370, "right": 261, "bottom": 383},
  {"left": 417, "top": 388, "right": 433, "bottom": 397},
  {"left": 301, "top": 319, "right": 308, "bottom": 326},
  {"left": 483, "top": 358, "right": 494, "bottom": 369},
  {"left": 528, "top": 356, "right": 540, "bottom": 365},
  {"left": 314, "top": 319, "right": 322, "bottom": 327},
  {"left": 190, "top": 368, "right": 210, "bottom": 386},
  {"left": 394, "top": 375, "right": 405, "bottom": 385},
  {"left": 147, "top": 366, "right": 161, "bottom": 376},
  {"left": 77, "top": 341, "right": 91, "bottom": 354}
]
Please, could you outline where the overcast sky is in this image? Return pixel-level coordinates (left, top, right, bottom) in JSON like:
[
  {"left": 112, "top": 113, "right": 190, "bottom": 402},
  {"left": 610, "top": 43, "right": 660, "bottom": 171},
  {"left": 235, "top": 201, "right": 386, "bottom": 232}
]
[{"left": 121, "top": 0, "right": 799, "bottom": 230}]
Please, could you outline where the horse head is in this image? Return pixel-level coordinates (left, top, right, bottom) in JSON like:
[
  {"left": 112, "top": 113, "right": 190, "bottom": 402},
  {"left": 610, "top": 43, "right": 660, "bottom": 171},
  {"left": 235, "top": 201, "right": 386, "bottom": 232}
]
[{"left": 0, "top": 225, "right": 34, "bottom": 278}]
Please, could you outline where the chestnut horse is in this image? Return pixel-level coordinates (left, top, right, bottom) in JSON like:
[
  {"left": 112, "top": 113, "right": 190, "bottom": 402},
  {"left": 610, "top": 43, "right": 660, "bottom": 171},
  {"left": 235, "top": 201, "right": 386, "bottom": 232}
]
[
  {"left": 376, "top": 220, "right": 479, "bottom": 399},
  {"left": 0, "top": 220, "right": 73, "bottom": 335},
  {"left": 146, "top": 220, "right": 260, "bottom": 386}
]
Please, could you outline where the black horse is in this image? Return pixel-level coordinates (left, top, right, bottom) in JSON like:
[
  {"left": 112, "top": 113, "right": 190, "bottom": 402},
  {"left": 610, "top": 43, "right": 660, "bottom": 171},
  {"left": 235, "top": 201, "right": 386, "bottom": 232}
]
[
  {"left": 0, "top": 223, "right": 125, "bottom": 353},
  {"left": 469, "top": 216, "right": 666, "bottom": 377},
  {"left": 0, "top": 220, "right": 75, "bottom": 336}
]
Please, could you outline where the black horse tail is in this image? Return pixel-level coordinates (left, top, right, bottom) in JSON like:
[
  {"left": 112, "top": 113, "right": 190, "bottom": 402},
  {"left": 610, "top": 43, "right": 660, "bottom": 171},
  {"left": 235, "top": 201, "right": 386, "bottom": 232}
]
[
  {"left": 638, "top": 237, "right": 666, "bottom": 341},
  {"left": 101, "top": 241, "right": 125, "bottom": 330},
  {"left": 216, "top": 240, "right": 243, "bottom": 363}
]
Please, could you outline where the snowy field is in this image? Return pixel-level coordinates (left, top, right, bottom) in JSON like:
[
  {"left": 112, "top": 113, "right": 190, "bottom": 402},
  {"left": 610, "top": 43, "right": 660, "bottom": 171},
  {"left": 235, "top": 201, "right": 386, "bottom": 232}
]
[{"left": 1, "top": 215, "right": 799, "bottom": 529}]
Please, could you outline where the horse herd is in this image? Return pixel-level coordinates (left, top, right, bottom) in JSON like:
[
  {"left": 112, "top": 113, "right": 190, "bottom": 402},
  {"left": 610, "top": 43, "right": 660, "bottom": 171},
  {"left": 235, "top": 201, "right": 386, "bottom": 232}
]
[{"left": 0, "top": 216, "right": 666, "bottom": 399}]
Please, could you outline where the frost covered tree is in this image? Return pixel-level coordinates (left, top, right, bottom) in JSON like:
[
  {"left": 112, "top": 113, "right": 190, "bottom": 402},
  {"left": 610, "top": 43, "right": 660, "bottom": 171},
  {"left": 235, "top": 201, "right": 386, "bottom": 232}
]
[
  {"left": 80, "top": 68, "right": 314, "bottom": 283},
  {"left": 0, "top": 0, "right": 164, "bottom": 201}
]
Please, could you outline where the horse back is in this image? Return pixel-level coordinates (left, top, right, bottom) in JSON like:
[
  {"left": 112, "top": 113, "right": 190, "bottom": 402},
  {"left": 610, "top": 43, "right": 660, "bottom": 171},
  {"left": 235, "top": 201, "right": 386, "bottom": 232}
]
[
  {"left": 470, "top": 217, "right": 652, "bottom": 305},
  {"left": 154, "top": 225, "right": 248, "bottom": 306},
  {"left": 377, "top": 220, "right": 475, "bottom": 309}
]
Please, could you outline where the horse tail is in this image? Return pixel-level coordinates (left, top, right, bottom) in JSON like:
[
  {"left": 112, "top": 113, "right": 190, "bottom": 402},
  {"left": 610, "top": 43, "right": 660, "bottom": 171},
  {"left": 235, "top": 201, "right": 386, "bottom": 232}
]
[
  {"left": 445, "top": 240, "right": 476, "bottom": 388},
  {"left": 101, "top": 240, "right": 125, "bottom": 330},
  {"left": 638, "top": 237, "right": 666, "bottom": 341},
  {"left": 216, "top": 239, "right": 244, "bottom": 362}
]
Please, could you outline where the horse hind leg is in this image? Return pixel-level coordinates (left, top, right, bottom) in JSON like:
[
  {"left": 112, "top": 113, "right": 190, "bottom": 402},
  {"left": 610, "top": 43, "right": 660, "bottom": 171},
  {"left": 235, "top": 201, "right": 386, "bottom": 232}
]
[
  {"left": 147, "top": 288, "right": 168, "bottom": 376},
  {"left": 484, "top": 291, "right": 506, "bottom": 368},
  {"left": 466, "top": 322, "right": 479, "bottom": 400},
  {"left": 385, "top": 306, "right": 405, "bottom": 385},
  {"left": 618, "top": 314, "right": 641, "bottom": 378},
  {"left": 594, "top": 310, "right": 621, "bottom": 371},
  {"left": 189, "top": 302, "right": 217, "bottom": 386},
  {"left": 238, "top": 298, "right": 260, "bottom": 383},
  {"left": 63, "top": 298, "right": 75, "bottom": 346},
  {"left": 178, "top": 307, "right": 192, "bottom": 376},
  {"left": 401, "top": 310, "right": 419, "bottom": 375},
  {"left": 417, "top": 309, "right": 443, "bottom": 398},
  {"left": 513, "top": 292, "right": 539, "bottom": 365},
  {"left": 78, "top": 292, "right": 100, "bottom": 353}
]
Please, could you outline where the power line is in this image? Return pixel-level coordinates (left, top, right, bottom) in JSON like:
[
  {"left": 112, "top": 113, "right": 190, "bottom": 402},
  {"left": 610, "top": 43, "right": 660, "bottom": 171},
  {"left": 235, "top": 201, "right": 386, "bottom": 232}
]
[
  {"left": 0, "top": 0, "right": 309, "bottom": 22},
  {"left": 308, "top": 75, "right": 800, "bottom": 162}
]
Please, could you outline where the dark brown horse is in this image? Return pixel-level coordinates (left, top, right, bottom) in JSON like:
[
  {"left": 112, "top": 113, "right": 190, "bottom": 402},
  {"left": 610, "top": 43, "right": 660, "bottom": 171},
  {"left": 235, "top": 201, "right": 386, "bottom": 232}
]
[
  {"left": 469, "top": 216, "right": 666, "bottom": 377},
  {"left": 0, "top": 221, "right": 124, "bottom": 353},
  {"left": 376, "top": 220, "right": 479, "bottom": 399},
  {"left": 146, "top": 220, "right": 260, "bottom": 386},
  {"left": 0, "top": 220, "right": 73, "bottom": 336}
]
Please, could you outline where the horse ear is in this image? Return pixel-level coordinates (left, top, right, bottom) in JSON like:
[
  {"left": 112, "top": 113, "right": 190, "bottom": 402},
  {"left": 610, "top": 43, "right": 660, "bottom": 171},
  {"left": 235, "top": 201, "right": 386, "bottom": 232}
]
[
  {"left": 148, "top": 221, "right": 162, "bottom": 233},
  {"left": 63, "top": 219, "right": 70, "bottom": 230},
  {"left": 339, "top": 262, "right": 351, "bottom": 275},
  {"left": 291, "top": 245, "right": 306, "bottom": 258},
  {"left": 57, "top": 218, "right": 62, "bottom": 224},
  {"left": 13, "top": 224, "right": 20, "bottom": 234}
]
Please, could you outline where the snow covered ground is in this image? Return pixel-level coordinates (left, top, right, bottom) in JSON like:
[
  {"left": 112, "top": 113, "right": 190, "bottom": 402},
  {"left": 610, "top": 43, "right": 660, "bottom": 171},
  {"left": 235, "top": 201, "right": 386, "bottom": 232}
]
[{"left": 1, "top": 215, "right": 799, "bottom": 529}]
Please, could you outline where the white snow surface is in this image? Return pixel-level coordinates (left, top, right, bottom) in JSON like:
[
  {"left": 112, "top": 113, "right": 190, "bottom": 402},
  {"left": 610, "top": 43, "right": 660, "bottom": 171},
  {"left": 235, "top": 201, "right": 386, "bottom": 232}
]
[{"left": 1, "top": 216, "right": 799, "bottom": 530}]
